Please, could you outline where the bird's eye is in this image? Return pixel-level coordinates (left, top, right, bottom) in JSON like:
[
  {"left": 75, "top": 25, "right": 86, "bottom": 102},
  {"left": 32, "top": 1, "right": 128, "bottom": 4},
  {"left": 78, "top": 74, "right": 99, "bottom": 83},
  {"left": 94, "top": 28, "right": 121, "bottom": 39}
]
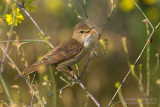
[{"left": 80, "top": 30, "right": 84, "bottom": 33}]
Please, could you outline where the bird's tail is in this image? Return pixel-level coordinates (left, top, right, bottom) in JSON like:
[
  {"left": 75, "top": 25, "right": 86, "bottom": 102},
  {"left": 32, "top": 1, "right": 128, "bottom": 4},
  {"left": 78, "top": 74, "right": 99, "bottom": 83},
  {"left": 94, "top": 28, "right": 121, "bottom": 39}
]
[{"left": 14, "top": 58, "right": 47, "bottom": 80}]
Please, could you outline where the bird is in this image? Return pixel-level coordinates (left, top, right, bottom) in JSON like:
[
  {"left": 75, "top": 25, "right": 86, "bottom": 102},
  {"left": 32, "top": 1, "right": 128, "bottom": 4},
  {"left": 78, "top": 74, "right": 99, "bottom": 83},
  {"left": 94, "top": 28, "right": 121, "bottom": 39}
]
[{"left": 14, "top": 22, "right": 96, "bottom": 79}]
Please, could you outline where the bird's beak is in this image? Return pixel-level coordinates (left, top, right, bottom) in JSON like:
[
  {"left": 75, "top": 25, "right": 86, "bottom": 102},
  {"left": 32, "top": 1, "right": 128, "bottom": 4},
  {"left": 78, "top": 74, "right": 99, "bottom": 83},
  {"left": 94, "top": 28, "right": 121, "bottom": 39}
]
[
  {"left": 90, "top": 27, "right": 97, "bottom": 33},
  {"left": 85, "top": 27, "right": 97, "bottom": 34}
]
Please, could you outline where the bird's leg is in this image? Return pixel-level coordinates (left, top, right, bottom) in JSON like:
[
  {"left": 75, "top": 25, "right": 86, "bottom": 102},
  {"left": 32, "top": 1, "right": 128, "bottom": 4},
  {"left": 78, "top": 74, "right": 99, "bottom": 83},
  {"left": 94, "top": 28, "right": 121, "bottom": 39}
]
[
  {"left": 67, "top": 67, "right": 77, "bottom": 83},
  {"left": 57, "top": 68, "right": 74, "bottom": 77},
  {"left": 68, "top": 67, "right": 75, "bottom": 78}
]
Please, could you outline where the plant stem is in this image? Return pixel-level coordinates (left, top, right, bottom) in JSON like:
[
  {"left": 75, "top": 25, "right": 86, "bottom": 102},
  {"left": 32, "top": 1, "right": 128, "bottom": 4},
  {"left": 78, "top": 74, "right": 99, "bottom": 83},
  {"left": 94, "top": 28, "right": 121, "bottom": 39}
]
[
  {"left": 0, "top": 4, "right": 17, "bottom": 106},
  {"left": 68, "top": 67, "right": 101, "bottom": 107},
  {"left": 145, "top": 21, "right": 150, "bottom": 96},
  {"left": 0, "top": 74, "right": 14, "bottom": 105},
  {"left": 48, "top": 66, "right": 57, "bottom": 107},
  {"left": 0, "top": 45, "right": 45, "bottom": 107}
]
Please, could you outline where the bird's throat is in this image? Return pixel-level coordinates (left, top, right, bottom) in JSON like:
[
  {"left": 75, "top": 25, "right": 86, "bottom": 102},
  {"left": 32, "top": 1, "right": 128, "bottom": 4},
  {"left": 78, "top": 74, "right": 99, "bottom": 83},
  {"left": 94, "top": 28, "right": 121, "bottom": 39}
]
[{"left": 83, "top": 34, "right": 93, "bottom": 49}]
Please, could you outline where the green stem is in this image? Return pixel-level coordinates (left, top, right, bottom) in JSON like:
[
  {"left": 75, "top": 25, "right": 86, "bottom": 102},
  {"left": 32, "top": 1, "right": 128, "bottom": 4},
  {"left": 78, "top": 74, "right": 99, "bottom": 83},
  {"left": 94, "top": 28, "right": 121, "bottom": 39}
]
[
  {"left": 0, "top": 45, "right": 45, "bottom": 107},
  {"left": 0, "top": 3, "right": 16, "bottom": 106},
  {"left": 0, "top": 74, "right": 14, "bottom": 105},
  {"left": 145, "top": 22, "right": 150, "bottom": 97},
  {"left": 158, "top": 86, "right": 160, "bottom": 107},
  {"left": 115, "top": 82, "right": 127, "bottom": 107},
  {"left": 48, "top": 66, "right": 56, "bottom": 107},
  {"left": 20, "top": 2, "right": 56, "bottom": 105},
  {"left": 122, "top": 38, "right": 145, "bottom": 95},
  {"left": 118, "top": 89, "right": 127, "bottom": 107},
  {"left": 122, "top": 37, "right": 131, "bottom": 67},
  {"left": 137, "top": 98, "right": 143, "bottom": 107}
]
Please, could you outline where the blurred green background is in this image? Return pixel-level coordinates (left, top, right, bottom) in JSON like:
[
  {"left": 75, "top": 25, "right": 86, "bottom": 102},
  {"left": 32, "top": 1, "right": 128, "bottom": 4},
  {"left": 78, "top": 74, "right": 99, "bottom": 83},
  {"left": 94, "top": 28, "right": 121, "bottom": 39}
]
[{"left": 0, "top": 0, "right": 160, "bottom": 107}]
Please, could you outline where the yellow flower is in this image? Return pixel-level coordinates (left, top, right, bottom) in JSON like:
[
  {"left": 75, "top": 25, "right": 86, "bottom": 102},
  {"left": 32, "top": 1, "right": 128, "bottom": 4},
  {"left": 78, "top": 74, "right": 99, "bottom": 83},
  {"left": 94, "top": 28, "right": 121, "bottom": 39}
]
[
  {"left": 120, "top": 0, "right": 138, "bottom": 12},
  {"left": 99, "top": 39, "right": 108, "bottom": 50},
  {"left": 137, "top": 98, "right": 143, "bottom": 107},
  {"left": 6, "top": 14, "right": 13, "bottom": 25},
  {"left": 146, "top": 7, "right": 159, "bottom": 22},
  {"left": 99, "top": 39, "right": 105, "bottom": 48},
  {"left": 115, "top": 81, "right": 120, "bottom": 88},
  {"left": 143, "top": 0, "right": 156, "bottom": 5},
  {"left": 6, "top": 8, "right": 24, "bottom": 26},
  {"left": 44, "top": 0, "right": 63, "bottom": 15},
  {"left": 130, "top": 65, "right": 135, "bottom": 75}
]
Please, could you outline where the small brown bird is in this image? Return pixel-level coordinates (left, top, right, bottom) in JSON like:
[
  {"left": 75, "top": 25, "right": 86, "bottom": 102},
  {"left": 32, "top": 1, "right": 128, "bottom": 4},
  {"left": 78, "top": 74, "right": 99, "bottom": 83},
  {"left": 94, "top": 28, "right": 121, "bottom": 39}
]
[{"left": 15, "top": 22, "right": 96, "bottom": 79}]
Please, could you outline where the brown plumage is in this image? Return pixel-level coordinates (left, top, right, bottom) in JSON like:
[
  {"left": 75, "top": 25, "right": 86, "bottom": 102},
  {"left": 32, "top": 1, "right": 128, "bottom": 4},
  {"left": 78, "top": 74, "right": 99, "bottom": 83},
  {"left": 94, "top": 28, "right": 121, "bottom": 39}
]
[{"left": 14, "top": 22, "right": 96, "bottom": 80}]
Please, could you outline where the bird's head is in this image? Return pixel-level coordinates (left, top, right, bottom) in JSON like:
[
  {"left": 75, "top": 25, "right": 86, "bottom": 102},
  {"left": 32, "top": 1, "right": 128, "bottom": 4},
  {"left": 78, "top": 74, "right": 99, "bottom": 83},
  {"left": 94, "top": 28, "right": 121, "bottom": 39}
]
[{"left": 72, "top": 22, "right": 96, "bottom": 48}]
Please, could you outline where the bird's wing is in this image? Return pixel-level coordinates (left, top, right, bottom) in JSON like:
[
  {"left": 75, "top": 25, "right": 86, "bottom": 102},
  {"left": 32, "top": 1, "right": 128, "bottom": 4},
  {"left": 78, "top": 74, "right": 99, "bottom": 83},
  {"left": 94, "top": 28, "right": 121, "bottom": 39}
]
[
  {"left": 14, "top": 39, "right": 83, "bottom": 79},
  {"left": 44, "top": 38, "right": 84, "bottom": 64}
]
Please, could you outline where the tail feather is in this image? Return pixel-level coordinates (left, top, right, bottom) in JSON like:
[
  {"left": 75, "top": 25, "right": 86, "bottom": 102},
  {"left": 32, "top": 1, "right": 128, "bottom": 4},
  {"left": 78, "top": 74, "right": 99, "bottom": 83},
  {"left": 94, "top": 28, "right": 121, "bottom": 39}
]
[
  {"left": 14, "top": 58, "right": 48, "bottom": 80},
  {"left": 14, "top": 64, "right": 41, "bottom": 80}
]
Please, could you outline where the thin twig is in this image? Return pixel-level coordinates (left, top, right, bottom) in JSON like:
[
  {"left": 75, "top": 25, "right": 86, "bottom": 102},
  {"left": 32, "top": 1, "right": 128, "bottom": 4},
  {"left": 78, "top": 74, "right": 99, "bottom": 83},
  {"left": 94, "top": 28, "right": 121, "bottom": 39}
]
[
  {"left": 108, "top": 22, "right": 160, "bottom": 107},
  {"left": 68, "top": 0, "right": 84, "bottom": 20},
  {"left": 0, "top": 45, "right": 45, "bottom": 107},
  {"left": 12, "top": 0, "right": 54, "bottom": 48},
  {"left": 12, "top": 0, "right": 57, "bottom": 106},
  {"left": 152, "top": 53, "right": 159, "bottom": 75},
  {"left": 155, "top": 22, "right": 160, "bottom": 29},
  {"left": 0, "top": 6, "right": 16, "bottom": 74},
  {"left": 0, "top": 5, "right": 17, "bottom": 106},
  {"left": 78, "top": 0, "right": 88, "bottom": 20},
  {"left": 122, "top": 38, "right": 146, "bottom": 95},
  {"left": 84, "top": 95, "right": 89, "bottom": 107},
  {"left": 0, "top": 39, "right": 53, "bottom": 48},
  {"left": 80, "top": 0, "right": 116, "bottom": 78},
  {"left": 75, "top": 76, "right": 101, "bottom": 107},
  {"left": 68, "top": 67, "right": 101, "bottom": 107},
  {"left": 21, "top": 8, "right": 46, "bottom": 37},
  {"left": 59, "top": 84, "right": 71, "bottom": 98},
  {"left": 0, "top": 0, "right": 10, "bottom": 35},
  {"left": 131, "top": 0, "right": 154, "bottom": 29},
  {"left": 145, "top": 21, "right": 151, "bottom": 97}
]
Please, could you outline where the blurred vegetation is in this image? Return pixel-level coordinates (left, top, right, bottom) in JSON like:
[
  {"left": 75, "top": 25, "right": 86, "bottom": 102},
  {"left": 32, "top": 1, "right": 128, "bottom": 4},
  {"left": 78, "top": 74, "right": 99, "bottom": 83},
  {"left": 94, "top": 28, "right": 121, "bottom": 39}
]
[{"left": 0, "top": 0, "right": 160, "bottom": 107}]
